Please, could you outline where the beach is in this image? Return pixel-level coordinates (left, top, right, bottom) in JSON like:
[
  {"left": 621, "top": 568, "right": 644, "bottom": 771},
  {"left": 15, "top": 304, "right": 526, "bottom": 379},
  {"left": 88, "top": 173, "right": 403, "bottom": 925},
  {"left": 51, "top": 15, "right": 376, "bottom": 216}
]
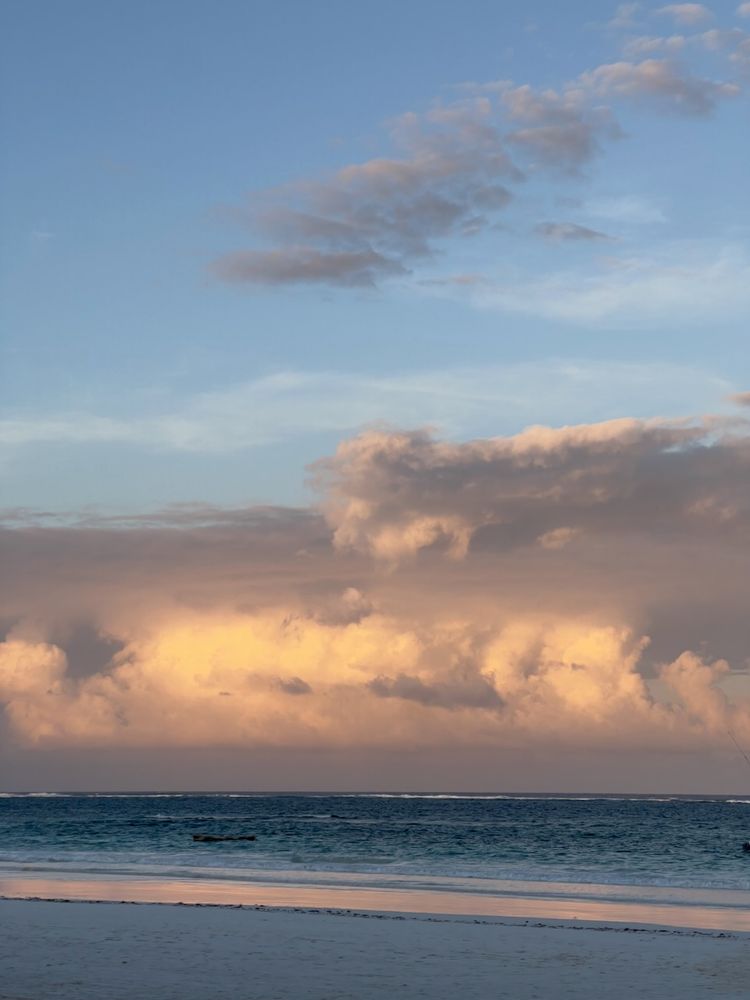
[
  {"left": 4, "top": 794, "right": 750, "bottom": 996},
  {"left": 2, "top": 896, "right": 749, "bottom": 1000}
]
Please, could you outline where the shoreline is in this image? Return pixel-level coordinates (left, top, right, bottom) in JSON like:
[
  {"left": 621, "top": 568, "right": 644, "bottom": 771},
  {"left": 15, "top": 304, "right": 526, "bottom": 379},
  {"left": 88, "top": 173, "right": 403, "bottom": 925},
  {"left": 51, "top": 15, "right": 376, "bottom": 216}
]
[
  {"left": 4, "top": 871, "right": 750, "bottom": 932},
  {"left": 2, "top": 895, "right": 747, "bottom": 938}
]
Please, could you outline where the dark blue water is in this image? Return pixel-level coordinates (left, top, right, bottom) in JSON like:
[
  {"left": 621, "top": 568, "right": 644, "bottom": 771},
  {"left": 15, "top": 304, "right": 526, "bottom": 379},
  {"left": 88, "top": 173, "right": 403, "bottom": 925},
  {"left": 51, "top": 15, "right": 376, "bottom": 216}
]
[{"left": 2, "top": 793, "right": 750, "bottom": 892}]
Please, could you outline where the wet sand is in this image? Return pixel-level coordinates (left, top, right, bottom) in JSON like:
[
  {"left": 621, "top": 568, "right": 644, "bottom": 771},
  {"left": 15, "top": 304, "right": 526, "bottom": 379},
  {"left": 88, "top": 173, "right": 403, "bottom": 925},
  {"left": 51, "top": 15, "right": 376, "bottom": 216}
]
[
  {"left": 3, "top": 870, "right": 750, "bottom": 932},
  {"left": 1, "top": 897, "right": 749, "bottom": 1000}
]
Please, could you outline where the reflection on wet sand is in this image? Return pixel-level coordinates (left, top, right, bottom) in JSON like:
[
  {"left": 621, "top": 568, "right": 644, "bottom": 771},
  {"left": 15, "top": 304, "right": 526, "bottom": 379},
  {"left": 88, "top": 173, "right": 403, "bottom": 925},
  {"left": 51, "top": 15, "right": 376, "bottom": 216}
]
[{"left": 2, "top": 875, "right": 750, "bottom": 932}]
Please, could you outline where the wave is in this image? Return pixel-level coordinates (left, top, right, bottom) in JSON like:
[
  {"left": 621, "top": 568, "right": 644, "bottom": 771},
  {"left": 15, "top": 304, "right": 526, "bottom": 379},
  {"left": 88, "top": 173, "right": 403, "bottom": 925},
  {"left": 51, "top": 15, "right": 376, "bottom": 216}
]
[
  {"left": 4, "top": 854, "right": 750, "bottom": 897},
  {"left": 0, "top": 792, "right": 73, "bottom": 798},
  {"left": 2, "top": 791, "right": 747, "bottom": 802},
  {"left": 339, "top": 793, "right": 722, "bottom": 802}
]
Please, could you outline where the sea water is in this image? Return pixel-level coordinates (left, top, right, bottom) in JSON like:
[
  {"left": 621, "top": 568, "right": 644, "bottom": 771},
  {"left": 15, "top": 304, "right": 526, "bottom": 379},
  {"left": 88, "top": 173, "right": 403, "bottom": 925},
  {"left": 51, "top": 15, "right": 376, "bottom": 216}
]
[{"left": 2, "top": 793, "right": 750, "bottom": 898}]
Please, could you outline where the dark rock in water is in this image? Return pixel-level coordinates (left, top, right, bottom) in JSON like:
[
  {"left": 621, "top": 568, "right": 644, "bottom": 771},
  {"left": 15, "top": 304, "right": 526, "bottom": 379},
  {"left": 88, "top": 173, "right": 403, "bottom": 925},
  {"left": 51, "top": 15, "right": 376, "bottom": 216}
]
[
  {"left": 742, "top": 841, "right": 750, "bottom": 853},
  {"left": 192, "top": 834, "right": 256, "bottom": 843}
]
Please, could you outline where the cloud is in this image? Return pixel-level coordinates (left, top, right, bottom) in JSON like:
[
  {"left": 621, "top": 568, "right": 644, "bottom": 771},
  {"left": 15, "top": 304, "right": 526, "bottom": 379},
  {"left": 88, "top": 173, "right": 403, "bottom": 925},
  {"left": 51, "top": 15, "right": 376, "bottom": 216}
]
[
  {"left": 739, "top": 3, "right": 750, "bottom": 16},
  {"left": 212, "top": 97, "right": 523, "bottom": 288},
  {"left": 368, "top": 669, "right": 504, "bottom": 711},
  {"left": 621, "top": 34, "right": 686, "bottom": 58},
  {"left": 581, "top": 195, "right": 666, "bottom": 224},
  {"left": 210, "top": 247, "right": 406, "bottom": 288},
  {"left": 277, "top": 676, "right": 313, "bottom": 695},
  {"left": 537, "top": 526, "right": 581, "bottom": 550},
  {"left": 496, "top": 82, "right": 621, "bottom": 171},
  {"left": 534, "top": 221, "right": 612, "bottom": 242},
  {"left": 1, "top": 360, "right": 734, "bottom": 455},
  {"left": 608, "top": 3, "right": 643, "bottom": 29},
  {"left": 0, "top": 614, "right": 746, "bottom": 753},
  {"left": 470, "top": 242, "right": 750, "bottom": 328},
  {"left": 656, "top": 4, "right": 713, "bottom": 25},
  {"left": 207, "top": 29, "right": 741, "bottom": 289},
  {"left": 314, "top": 417, "right": 750, "bottom": 562},
  {"left": 2, "top": 408, "right": 750, "bottom": 756},
  {"left": 579, "top": 59, "right": 739, "bottom": 115}
]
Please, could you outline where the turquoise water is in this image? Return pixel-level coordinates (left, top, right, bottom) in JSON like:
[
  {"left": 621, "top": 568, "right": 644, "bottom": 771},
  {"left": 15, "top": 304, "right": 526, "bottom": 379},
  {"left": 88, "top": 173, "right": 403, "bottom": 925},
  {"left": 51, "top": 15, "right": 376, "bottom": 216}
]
[{"left": 2, "top": 793, "right": 750, "bottom": 892}]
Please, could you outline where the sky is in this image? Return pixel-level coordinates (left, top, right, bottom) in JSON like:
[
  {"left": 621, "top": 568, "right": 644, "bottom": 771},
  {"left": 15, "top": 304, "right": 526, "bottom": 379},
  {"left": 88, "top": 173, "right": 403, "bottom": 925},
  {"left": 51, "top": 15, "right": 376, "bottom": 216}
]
[{"left": 1, "top": 1, "right": 749, "bottom": 791}]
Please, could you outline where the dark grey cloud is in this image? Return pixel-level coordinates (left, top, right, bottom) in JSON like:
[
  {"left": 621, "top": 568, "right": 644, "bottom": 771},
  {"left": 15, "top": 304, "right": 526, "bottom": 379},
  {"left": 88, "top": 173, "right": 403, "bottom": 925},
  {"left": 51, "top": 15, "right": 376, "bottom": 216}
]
[
  {"left": 277, "top": 676, "right": 313, "bottom": 696},
  {"left": 51, "top": 624, "right": 125, "bottom": 681},
  {"left": 368, "top": 670, "right": 503, "bottom": 711}
]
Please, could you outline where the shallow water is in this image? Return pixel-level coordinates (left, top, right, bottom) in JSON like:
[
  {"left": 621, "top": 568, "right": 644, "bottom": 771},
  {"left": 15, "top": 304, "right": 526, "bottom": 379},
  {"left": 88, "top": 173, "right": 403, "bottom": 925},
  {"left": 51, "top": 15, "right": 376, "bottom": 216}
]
[{"left": 2, "top": 793, "right": 750, "bottom": 895}]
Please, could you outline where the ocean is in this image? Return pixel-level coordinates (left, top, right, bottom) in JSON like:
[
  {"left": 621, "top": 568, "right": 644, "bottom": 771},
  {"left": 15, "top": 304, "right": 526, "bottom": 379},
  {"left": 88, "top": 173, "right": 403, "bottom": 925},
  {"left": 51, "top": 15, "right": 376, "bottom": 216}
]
[{"left": 2, "top": 792, "right": 750, "bottom": 898}]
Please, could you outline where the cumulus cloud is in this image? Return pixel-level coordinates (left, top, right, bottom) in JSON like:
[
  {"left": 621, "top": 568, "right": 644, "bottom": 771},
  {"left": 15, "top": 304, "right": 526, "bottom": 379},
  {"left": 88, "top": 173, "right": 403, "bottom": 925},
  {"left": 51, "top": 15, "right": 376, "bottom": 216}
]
[
  {"left": 2, "top": 408, "right": 750, "bottom": 760},
  {"left": 1, "top": 612, "right": 746, "bottom": 753},
  {"left": 314, "top": 417, "right": 750, "bottom": 562}
]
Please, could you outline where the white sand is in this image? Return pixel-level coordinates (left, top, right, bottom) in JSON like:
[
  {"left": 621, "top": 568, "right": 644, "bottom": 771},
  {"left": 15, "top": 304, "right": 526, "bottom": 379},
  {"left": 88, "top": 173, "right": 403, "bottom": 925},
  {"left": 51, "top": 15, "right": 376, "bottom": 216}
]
[{"left": 1, "top": 899, "right": 749, "bottom": 1000}]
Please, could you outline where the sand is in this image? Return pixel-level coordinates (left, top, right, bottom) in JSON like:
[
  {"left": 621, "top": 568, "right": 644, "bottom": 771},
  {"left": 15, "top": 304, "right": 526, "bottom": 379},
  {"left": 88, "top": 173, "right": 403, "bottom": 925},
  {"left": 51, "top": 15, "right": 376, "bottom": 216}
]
[{"left": 1, "top": 898, "right": 749, "bottom": 1000}]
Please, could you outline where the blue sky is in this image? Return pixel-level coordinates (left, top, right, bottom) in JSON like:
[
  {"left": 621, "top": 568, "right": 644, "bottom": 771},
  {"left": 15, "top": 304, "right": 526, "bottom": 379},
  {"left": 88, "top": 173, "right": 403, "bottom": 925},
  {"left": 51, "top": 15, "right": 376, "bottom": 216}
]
[{"left": 2, "top": 0, "right": 749, "bottom": 511}]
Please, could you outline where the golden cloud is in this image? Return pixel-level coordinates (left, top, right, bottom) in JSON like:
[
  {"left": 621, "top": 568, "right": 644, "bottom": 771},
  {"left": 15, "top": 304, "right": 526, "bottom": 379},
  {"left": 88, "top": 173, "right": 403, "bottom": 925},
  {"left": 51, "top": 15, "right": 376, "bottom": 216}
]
[{"left": 2, "top": 411, "right": 749, "bottom": 754}]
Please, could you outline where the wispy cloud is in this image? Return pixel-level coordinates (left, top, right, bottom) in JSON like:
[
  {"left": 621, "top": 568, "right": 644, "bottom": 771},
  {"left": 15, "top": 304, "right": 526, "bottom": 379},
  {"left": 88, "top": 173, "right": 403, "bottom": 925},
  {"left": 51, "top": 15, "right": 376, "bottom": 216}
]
[
  {"left": 607, "top": 3, "right": 643, "bottom": 29},
  {"left": 0, "top": 362, "right": 734, "bottom": 455},
  {"left": 468, "top": 242, "right": 750, "bottom": 328},
  {"left": 621, "top": 34, "right": 687, "bottom": 58},
  {"left": 582, "top": 195, "right": 667, "bottom": 225}
]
